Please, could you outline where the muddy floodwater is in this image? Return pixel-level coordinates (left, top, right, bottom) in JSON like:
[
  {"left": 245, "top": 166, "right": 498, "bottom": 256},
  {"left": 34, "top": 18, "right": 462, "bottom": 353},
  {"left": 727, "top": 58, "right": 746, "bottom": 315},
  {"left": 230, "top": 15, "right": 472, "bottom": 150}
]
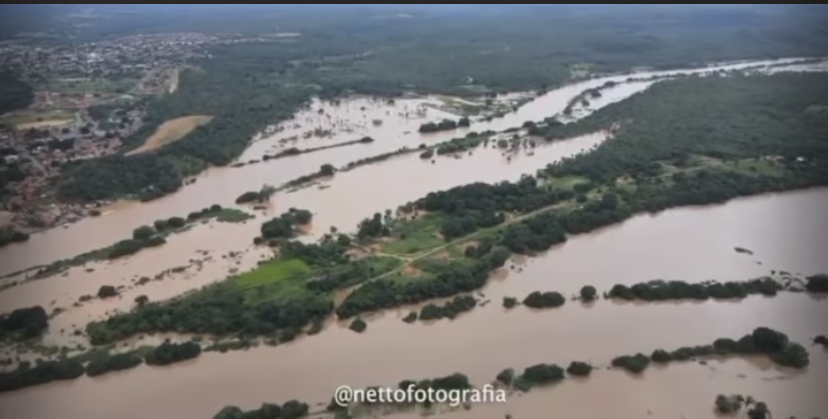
[
  {"left": 0, "top": 57, "right": 811, "bottom": 275},
  {"left": 1, "top": 57, "right": 826, "bottom": 419},
  {"left": 0, "top": 132, "right": 605, "bottom": 335},
  {"left": 1, "top": 188, "right": 827, "bottom": 419},
  {"left": 0, "top": 294, "right": 824, "bottom": 419}
]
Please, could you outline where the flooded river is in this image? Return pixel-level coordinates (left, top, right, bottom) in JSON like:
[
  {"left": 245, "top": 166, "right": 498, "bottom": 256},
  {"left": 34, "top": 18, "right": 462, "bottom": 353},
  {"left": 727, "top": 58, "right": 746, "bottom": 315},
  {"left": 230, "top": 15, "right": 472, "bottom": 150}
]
[
  {"left": 0, "top": 293, "right": 824, "bottom": 418},
  {"left": 0, "top": 57, "right": 811, "bottom": 276},
  {"left": 1, "top": 187, "right": 827, "bottom": 419},
  {"left": 0, "top": 56, "right": 826, "bottom": 419},
  {"left": 0, "top": 131, "right": 606, "bottom": 332}
]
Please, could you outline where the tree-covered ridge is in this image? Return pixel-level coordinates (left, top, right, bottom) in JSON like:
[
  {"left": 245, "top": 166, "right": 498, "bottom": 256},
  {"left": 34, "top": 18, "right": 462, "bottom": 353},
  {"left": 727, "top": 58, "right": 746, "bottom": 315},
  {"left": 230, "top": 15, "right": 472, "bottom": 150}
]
[{"left": 539, "top": 73, "right": 828, "bottom": 182}]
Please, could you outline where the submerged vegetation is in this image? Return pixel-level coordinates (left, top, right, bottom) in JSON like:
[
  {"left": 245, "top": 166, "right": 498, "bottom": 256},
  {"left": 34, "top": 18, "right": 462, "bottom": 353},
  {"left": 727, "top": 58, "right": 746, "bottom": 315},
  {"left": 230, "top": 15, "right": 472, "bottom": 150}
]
[
  {"left": 0, "top": 339, "right": 205, "bottom": 393},
  {"left": 258, "top": 208, "right": 313, "bottom": 241},
  {"left": 0, "top": 226, "right": 29, "bottom": 249},
  {"left": 613, "top": 327, "right": 811, "bottom": 374},
  {"left": 418, "top": 117, "right": 470, "bottom": 134},
  {"left": 0, "top": 306, "right": 48, "bottom": 340},
  {"left": 85, "top": 238, "right": 403, "bottom": 344},
  {"left": 418, "top": 295, "right": 477, "bottom": 321},
  {"left": 606, "top": 278, "right": 785, "bottom": 301},
  {"left": 78, "top": 73, "right": 828, "bottom": 349},
  {"left": 212, "top": 400, "right": 309, "bottom": 419},
  {"left": 22, "top": 204, "right": 252, "bottom": 281}
]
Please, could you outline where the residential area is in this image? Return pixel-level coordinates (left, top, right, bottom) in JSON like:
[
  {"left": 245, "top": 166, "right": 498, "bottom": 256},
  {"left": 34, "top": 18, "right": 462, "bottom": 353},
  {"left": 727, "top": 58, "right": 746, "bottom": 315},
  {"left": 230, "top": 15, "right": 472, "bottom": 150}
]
[{"left": 0, "top": 32, "right": 264, "bottom": 230}]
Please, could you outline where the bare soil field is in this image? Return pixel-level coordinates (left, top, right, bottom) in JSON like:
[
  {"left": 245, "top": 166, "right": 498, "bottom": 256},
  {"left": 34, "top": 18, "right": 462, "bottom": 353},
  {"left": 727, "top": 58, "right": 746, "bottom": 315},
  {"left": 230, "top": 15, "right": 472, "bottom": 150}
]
[{"left": 125, "top": 115, "right": 213, "bottom": 155}]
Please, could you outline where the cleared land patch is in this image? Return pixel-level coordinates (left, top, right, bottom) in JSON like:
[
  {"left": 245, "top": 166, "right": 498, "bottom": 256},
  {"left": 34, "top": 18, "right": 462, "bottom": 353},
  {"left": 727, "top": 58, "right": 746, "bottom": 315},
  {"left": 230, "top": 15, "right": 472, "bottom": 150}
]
[
  {"left": 1, "top": 108, "right": 75, "bottom": 129},
  {"left": 125, "top": 115, "right": 213, "bottom": 155},
  {"left": 379, "top": 213, "right": 444, "bottom": 255}
]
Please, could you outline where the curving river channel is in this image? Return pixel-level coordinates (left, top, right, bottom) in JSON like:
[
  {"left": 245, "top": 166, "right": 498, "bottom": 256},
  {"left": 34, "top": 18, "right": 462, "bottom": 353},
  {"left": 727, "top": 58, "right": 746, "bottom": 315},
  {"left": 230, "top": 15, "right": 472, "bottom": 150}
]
[{"left": 0, "top": 57, "right": 827, "bottom": 419}]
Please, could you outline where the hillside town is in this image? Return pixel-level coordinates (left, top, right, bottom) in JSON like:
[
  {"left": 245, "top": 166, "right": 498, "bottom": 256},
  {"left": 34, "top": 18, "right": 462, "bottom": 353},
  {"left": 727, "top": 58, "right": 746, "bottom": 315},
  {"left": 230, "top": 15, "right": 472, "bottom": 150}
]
[{"left": 0, "top": 32, "right": 267, "bottom": 231}]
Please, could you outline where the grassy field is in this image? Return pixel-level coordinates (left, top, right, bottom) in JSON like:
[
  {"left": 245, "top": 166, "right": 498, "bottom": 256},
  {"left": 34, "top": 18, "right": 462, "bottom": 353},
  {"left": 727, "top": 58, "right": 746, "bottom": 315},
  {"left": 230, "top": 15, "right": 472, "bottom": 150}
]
[
  {"left": 380, "top": 214, "right": 445, "bottom": 255},
  {"left": 1, "top": 108, "right": 75, "bottom": 129},
  {"left": 543, "top": 175, "right": 590, "bottom": 190},
  {"left": 125, "top": 115, "right": 214, "bottom": 155},
  {"left": 215, "top": 208, "right": 255, "bottom": 223},
  {"left": 46, "top": 77, "right": 138, "bottom": 95},
  {"left": 233, "top": 255, "right": 403, "bottom": 304},
  {"left": 235, "top": 258, "right": 312, "bottom": 289}
]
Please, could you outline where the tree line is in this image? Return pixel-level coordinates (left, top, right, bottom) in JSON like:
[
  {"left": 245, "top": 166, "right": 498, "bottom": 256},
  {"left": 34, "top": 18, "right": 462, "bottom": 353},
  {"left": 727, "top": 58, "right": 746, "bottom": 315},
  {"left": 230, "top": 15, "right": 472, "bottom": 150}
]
[{"left": 0, "top": 340, "right": 202, "bottom": 393}]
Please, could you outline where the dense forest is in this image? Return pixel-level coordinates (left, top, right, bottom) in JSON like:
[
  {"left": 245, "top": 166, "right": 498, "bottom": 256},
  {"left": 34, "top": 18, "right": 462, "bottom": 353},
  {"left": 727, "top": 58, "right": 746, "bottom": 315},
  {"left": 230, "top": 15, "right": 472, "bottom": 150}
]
[
  {"left": 538, "top": 72, "right": 828, "bottom": 183},
  {"left": 0, "top": 72, "right": 34, "bottom": 115},
  {"left": 49, "top": 5, "right": 828, "bottom": 202}
]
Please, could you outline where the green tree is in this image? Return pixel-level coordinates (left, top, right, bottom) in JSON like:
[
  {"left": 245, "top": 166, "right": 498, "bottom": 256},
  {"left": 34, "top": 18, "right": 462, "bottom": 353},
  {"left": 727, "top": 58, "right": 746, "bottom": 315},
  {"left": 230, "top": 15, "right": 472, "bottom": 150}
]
[{"left": 132, "top": 225, "right": 155, "bottom": 241}]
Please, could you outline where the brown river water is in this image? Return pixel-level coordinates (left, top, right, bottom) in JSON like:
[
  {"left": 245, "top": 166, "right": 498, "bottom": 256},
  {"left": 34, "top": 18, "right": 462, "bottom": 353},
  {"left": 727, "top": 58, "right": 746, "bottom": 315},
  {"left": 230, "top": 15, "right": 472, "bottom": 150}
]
[
  {"left": 0, "top": 57, "right": 826, "bottom": 419},
  {"left": 0, "top": 187, "right": 826, "bottom": 419},
  {"left": 0, "top": 293, "right": 825, "bottom": 419},
  {"left": 0, "top": 57, "right": 809, "bottom": 276}
]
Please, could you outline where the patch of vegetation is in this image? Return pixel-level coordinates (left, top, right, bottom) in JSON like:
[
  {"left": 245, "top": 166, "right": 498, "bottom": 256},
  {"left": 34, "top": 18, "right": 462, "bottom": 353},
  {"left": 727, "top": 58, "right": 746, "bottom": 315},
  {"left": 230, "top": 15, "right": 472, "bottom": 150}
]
[
  {"left": 259, "top": 208, "right": 313, "bottom": 240},
  {"left": 28, "top": 204, "right": 250, "bottom": 280},
  {"left": 379, "top": 213, "right": 444, "bottom": 255},
  {"left": 611, "top": 353, "right": 651, "bottom": 374},
  {"left": 233, "top": 258, "right": 312, "bottom": 289},
  {"left": 402, "top": 311, "right": 418, "bottom": 323},
  {"left": 607, "top": 278, "right": 784, "bottom": 301},
  {"left": 144, "top": 341, "right": 202, "bottom": 366},
  {"left": 418, "top": 117, "right": 469, "bottom": 133},
  {"left": 342, "top": 146, "right": 420, "bottom": 172},
  {"left": 235, "top": 185, "right": 276, "bottom": 205},
  {"left": 85, "top": 240, "right": 401, "bottom": 344},
  {"left": 261, "top": 136, "right": 374, "bottom": 162},
  {"left": 0, "top": 359, "right": 84, "bottom": 393},
  {"left": 633, "top": 327, "right": 811, "bottom": 374},
  {"left": 212, "top": 400, "right": 309, "bottom": 419},
  {"left": 336, "top": 246, "right": 510, "bottom": 319},
  {"left": 565, "top": 361, "right": 593, "bottom": 377},
  {"left": 806, "top": 274, "right": 828, "bottom": 293},
  {"left": 579, "top": 285, "right": 597, "bottom": 301},
  {"left": 714, "top": 394, "right": 744, "bottom": 414},
  {"left": 0, "top": 71, "right": 34, "bottom": 114},
  {"left": 502, "top": 297, "right": 518, "bottom": 309},
  {"left": 0, "top": 306, "right": 48, "bottom": 340},
  {"left": 215, "top": 208, "right": 254, "bottom": 223},
  {"left": 418, "top": 295, "right": 476, "bottom": 321},
  {"left": 97, "top": 285, "right": 118, "bottom": 299},
  {"left": 496, "top": 368, "right": 514, "bottom": 386},
  {"left": 349, "top": 317, "right": 367, "bottom": 333},
  {"left": 85, "top": 353, "right": 143, "bottom": 377},
  {"left": 0, "top": 227, "right": 30, "bottom": 249},
  {"left": 522, "top": 291, "right": 566, "bottom": 309},
  {"left": 516, "top": 363, "right": 565, "bottom": 389}
]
